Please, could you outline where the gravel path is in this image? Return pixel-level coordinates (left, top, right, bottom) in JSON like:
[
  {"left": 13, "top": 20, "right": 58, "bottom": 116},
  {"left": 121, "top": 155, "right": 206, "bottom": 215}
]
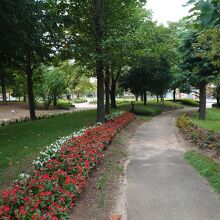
[{"left": 126, "top": 109, "right": 220, "bottom": 220}]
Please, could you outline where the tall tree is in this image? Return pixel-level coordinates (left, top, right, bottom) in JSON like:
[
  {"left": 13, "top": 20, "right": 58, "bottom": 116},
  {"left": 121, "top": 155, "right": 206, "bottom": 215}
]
[
  {"left": 179, "top": 30, "right": 217, "bottom": 120},
  {"left": 51, "top": 0, "right": 147, "bottom": 122}
]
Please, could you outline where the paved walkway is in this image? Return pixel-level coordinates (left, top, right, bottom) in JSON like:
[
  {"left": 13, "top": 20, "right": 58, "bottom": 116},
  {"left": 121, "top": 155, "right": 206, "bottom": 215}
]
[
  {"left": 126, "top": 109, "right": 220, "bottom": 220},
  {"left": 0, "top": 102, "right": 96, "bottom": 121}
]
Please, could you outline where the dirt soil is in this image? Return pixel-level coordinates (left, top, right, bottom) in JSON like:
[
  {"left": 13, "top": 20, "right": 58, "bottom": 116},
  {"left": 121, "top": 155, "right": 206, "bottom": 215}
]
[
  {"left": 69, "top": 118, "right": 144, "bottom": 220},
  {"left": 181, "top": 131, "right": 220, "bottom": 165}
]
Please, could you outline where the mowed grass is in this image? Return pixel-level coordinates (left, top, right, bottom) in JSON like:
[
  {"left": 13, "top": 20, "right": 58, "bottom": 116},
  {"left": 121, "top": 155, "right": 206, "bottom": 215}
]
[
  {"left": 0, "top": 110, "right": 96, "bottom": 181},
  {"left": 116, "top": 100, "right": 181, "bottom": 114},
  {"left": 192, "top": 108, "right": 220, "bottom": 133},
  {"left": 185, "top": 151, "right": 220, "bottom": 194}
]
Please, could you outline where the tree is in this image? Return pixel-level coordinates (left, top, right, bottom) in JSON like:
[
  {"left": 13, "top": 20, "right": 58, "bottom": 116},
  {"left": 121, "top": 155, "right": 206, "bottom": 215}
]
[
  {"left": 0, "top": 0, "right": 60, "bottom": 120},
  {"left": 187, "top": 0, "right": 220, "bottom": 27},
  {"left": 179, "top": 30, "right": 217, "bottom": 120},
  {"left": 35, "top": 66, "right": 67, "bottom": 110},
  {"left": 51, "top": 0, "right": 148, "bottom": 122},
  {"left": 120, "top": 54, "right": 172, "bottom": 105},
  {"left": 212, "top": 75, "right": 220, "bottom": 107},
  {"left": 74, "top": 76, "right": 96, "bottom": 98},
  {"left": 170, "top": 66, "right": 192, "bottom": 101}
]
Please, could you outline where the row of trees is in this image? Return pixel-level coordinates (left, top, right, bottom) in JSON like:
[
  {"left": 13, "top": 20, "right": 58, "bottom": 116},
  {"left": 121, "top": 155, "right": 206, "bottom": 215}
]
[
  {"left": 1, "top": 0, "right": 219, "bottom": 122},
  {"left": 1, "top": 0, "right": 165, "bottom": 122}
]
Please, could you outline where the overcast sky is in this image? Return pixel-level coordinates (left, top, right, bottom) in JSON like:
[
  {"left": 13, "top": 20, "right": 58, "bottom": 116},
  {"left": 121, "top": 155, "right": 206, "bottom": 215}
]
[{"left": 145, "top": 0, "right": 191, "bottom": 25}]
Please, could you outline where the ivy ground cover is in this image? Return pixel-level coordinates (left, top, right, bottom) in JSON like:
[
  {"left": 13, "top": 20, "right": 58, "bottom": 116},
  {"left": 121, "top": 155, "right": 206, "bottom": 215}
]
[{"left": 0, "top": 112, "right": 135, "bottom": 219}]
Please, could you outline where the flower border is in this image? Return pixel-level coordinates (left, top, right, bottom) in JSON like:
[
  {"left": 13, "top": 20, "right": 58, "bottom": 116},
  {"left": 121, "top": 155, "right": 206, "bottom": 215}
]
[{"left": 0, "top": 111, "right": 134, "bottom": 219}]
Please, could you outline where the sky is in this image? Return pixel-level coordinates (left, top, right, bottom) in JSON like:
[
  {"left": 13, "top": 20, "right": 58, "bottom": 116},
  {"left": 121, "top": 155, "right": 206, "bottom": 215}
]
[{"left": 145, "top": 0, "right": 191, "bottom": 25}]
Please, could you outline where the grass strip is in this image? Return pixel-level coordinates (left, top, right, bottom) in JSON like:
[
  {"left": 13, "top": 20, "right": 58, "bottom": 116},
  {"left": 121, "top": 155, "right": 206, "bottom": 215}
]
[{"left": 185, "top": 151, "right": 220, "bottom": 194}]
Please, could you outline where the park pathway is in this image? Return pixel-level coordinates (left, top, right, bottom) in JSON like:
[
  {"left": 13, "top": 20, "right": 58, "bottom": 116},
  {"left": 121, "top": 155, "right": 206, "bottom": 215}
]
[{"left": 126, "top": 109, "right": 220, "bottom": 220}]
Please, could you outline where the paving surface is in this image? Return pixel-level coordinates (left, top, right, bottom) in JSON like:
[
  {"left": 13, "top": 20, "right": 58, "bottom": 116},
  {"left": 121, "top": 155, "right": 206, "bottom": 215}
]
[
  {"left": 0, "top": 102, "right": 96, "bottom": 121},
  {"left": 126, "top": 109, "right": 220, "bottom": 220}
]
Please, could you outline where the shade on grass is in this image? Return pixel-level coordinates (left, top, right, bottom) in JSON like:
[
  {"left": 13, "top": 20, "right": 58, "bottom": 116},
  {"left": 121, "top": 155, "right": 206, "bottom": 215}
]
[{"left": 192, "top": 108, "right": 220, "bottom": 133}]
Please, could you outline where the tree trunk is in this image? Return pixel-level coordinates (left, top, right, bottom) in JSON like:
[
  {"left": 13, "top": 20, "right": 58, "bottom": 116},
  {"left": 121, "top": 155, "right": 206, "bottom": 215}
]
[
  {"left": 135, "top": 95, "right": 138, "bottom": 101},
  {"left": 93, "top": 0, "right": 105, "bottom": 122},
  {"left": 199, "top": 82, "right": 206, "bottom": 120},
  {"left": 173, "top": 89, "right": 176, "bottom": 102},
  {"left": 26, "top": 62, "right": 36, "bottom": 120},
  {"left": 53, "top": 96, "right": 57, "bottom": 107},
  {"left": 216, "top": 86, "right": 220, "bottom": 107},
  {"left": 141, "top": 94, "right": 144, "bottom": 101},
  {"left": 144, "top": 91, "right": 147, "bottom": 106},
  {"left": 105, "top": 65, "right": 110, "bottom": 114},
  {"left": 217, "top": 97, "right": 220, "bottom": 107},
  {"left": 0, "top": 74, "right": 7, "bottom": 104},
  {"left": 110, "top": 83, "right": 117, "bottom": 109},
  {"left": 23, "top": 94, "right": 27, "bottom": 102},
  {"left": 156, "top": 95, "right": 159, "bottom": 103}
]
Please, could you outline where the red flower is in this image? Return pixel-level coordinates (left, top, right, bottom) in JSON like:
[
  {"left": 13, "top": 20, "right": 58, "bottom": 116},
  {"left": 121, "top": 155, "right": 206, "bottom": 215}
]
[
  {"left": 19, "top": 206, "right": 26, "bottom": 216},
  {"left": 0, "top": 112, "right": 135, "bottom": 219}
]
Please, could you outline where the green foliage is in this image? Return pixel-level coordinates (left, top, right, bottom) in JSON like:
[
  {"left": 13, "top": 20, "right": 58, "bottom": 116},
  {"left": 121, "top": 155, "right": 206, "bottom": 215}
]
[
  {"left": 173, "top": 99, "right": 200, "bottom": 107},
  {"left": 73, "top": 99, "right": 88, "bottom": 103},
  {"left": 74, "top": 77, "right": 96, "bottom": 96},
  {"left": 181, "top": 99, "right": 199, "bottom": 107},
  {"left": 185, "top": 151, "right": 220, "bottom": 194},
  {"left": 187, "top": 0, "right": 220, "bottom": 27},
  {"left": 120, "top": 55, "right": 172, "bottom": 98},
  {"left": 35, "top": 66, "right": 67, "bottom": 109},
  {"left": 56, "top": 100, "right": 73, "bottom": 110},
  {"left": 133, "top": 105, "right": 162, "bottom": 116},
  {"left": 179, "top": 30, "right": 217, "bottom": 85},
  {"left": 177, "top": 112, "right": 217, "bottom": 149}
]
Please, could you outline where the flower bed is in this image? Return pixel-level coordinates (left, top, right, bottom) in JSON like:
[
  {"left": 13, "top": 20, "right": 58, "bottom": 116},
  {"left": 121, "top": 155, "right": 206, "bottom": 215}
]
[
  {"left": 0, "top": 112, "right": 135, "bottom": 219},
  {"left": 177, "top": 113, "right": 219, "bottom": 149}
]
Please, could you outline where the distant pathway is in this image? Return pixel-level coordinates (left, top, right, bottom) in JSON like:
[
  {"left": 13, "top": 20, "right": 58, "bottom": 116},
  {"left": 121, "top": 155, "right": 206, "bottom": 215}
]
[
  {"left": 0, "top": 102, "right": 96, "bottom": 121},
  {"left": 126, "top": 109, "right": 220, "bottom": 220}
]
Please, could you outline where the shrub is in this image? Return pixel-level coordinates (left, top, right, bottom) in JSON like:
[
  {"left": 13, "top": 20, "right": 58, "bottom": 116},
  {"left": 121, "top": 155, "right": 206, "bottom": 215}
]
[
  {"left": 181, "top": 99, "right": 199, "bottom": 107},
  {"left": 212, "top": 103, "right": 220, "bottom": 108},
  {"left": 177, "top": 114, "right": 216, "bottom": 149},
  {"left": 116, "top": 100, "right": 130, "bottom": 105},
  {"left": 133, "top": 106, "right": 162, "bottom": 116},
  {"left": 57, "top": 100, "right": 74, "bottom": 110},
  {"left": 73, "top": 99, "right": 87, "bottom": 103},
  {"left": 89, "top": 100, "right": 97, "bottom": 104}
]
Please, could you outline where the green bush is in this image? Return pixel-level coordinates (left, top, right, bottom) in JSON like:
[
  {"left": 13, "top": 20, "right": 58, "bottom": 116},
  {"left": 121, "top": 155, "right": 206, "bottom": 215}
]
[
  {"left": 169, "top": 99, "right": 199, "bottom": 107},
  {"left": 133, "top": 106, "right": 162, "bottom": 116},
  {"left": 181, "top": 99, "right": 199, "bottom": 107},
  {"left": 212, "top": 103, "right": 220, "bottom": 108},
  {"left": 89, "top": 100, "right": 97, "bottom": 104},
  {"left": 73, "top": 98, "right": 87, "bottom": 103},
  {"left": 57, "top": 100, "right": 73, "bottom": 110},
  {"left": 116, "top": 100, "right": 130, "bottom": 105}
]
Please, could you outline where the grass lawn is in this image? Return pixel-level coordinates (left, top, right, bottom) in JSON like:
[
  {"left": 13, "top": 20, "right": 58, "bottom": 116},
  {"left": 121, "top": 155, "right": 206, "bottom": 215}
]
[
  {"left": 185, "top": 151, "right": 220, "bottom": 194},
  {"left": 116, "top": 100, "right": 182, "bottom": 115},
  {"left": 192, "top": 108, "right": 220, "bottom": 133},
  {"left": 0, "top": 110, "right": 96, "bottom": 187}
]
